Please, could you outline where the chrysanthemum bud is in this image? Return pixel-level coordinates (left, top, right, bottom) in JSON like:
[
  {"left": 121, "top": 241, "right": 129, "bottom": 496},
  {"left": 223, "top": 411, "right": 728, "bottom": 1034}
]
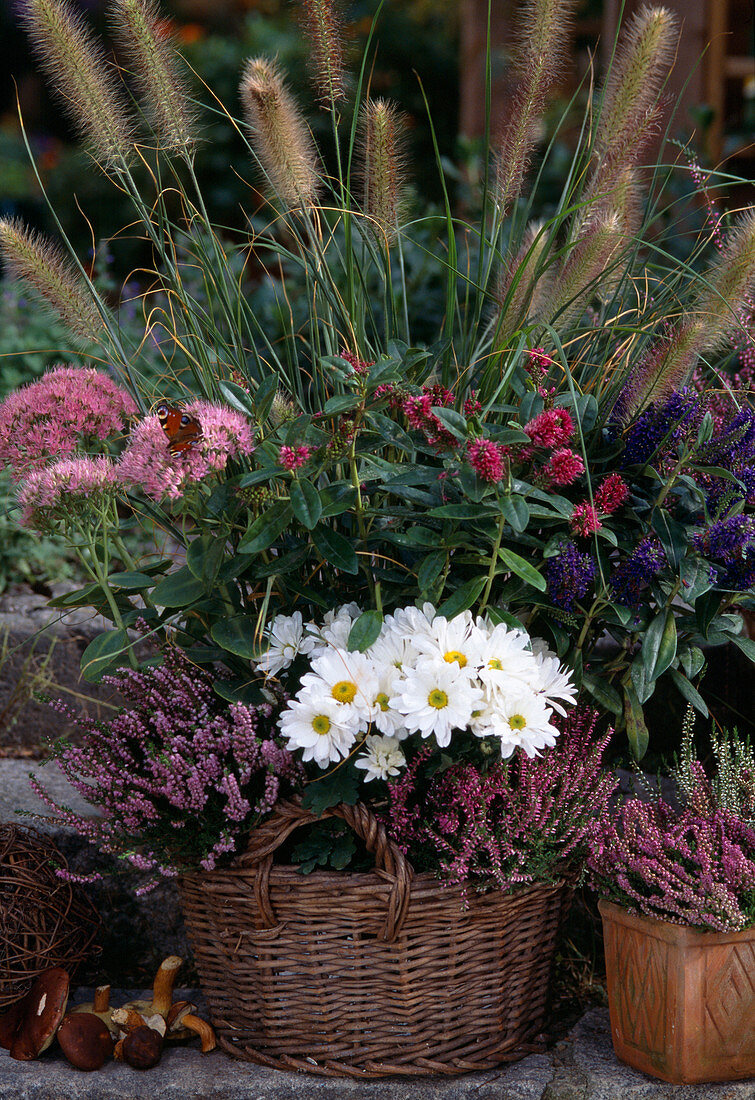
[
  {"left": 298, "top": 0, "right": 346, "bottom": 107},
  {"left": 0, "top": 219, "right": 104, "bottom": 346},
  {"left": 19, "top": 0, "right": 134, "bottom": 167},
  {"left": 239, "top": 57, "right": 320, "bottom": 210},
  {"left": 110, "top": 0, "right": 197, "bottom": 157},
  {"left": 359, "top": 99, "right": 407, "bottom": 245}
]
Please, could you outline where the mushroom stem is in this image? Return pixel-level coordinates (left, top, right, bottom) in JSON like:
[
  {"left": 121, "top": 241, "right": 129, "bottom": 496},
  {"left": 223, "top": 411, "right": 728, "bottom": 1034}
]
[
  {"left": 92, "top": 986, "right": 110, "bottom": 1013},
  {"left": 182, "top": 1014, "right": 216, "bottom": 1054},
  {"left": 111, "top": 1008, "right": 147, "bottom": 1033},
  {"left": 151, "top": 956, "right": 182, "bottom": 1016}
]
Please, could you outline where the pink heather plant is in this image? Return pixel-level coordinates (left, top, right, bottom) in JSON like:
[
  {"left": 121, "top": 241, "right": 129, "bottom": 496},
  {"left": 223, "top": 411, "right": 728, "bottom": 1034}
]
[
  {"left": 386, "top": 708, "right": 616, "bottom": 895},
  {"left": 118, "top": 400, "right": 254, "bottom": 501},
  {"left": 18, "top": 455, "right": 120, "bottom": 532},
  {"left": 589, "top": 769, "right": 755, "bottom": 932},
  {"left": 0, "top": 365, "right": 137, "bottom": 476},
  {"left": 32, "top": 647, "right": 302, "bottom": 883}
]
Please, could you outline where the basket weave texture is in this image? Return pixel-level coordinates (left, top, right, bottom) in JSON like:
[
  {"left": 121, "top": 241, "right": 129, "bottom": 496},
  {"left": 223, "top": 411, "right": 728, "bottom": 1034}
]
[{"left": 180, "top": 799, "right": 569, "bottom": 1078}]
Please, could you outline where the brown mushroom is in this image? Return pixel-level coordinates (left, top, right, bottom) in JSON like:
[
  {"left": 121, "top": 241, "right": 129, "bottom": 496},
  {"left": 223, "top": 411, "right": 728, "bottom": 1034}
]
[
  {"left": 121, "top": 1025, "right": 163, "bottom": 1069},
  {"left": 165, "top": 1002, "right": 216, "bottom": 1052},
  {"left": 56, "top": 1012, "right": 114, "bottom": 1071},
  {"left": 9, "top": 968, "right": 70, "bottom": 1061},
  {"left": 0, "top": 1000, "right": 24, "bottom": 1050},
  {"left": 71, "top": 985, "right": 118, "bottom": 1038},
  {"left": 117, "top": 956, "right": 183, "bottom": 1023}
]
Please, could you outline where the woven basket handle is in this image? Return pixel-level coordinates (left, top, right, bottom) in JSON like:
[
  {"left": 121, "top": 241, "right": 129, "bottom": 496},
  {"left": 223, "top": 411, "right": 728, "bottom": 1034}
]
[{"left": 239, "top": 799, "right": 413, "bottom": 942}]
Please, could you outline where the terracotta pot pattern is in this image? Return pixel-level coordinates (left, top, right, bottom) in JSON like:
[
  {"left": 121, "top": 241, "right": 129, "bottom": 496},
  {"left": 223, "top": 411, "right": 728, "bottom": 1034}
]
[{"left": 600, "top": 900, "right": 755, "bottom": 1084}]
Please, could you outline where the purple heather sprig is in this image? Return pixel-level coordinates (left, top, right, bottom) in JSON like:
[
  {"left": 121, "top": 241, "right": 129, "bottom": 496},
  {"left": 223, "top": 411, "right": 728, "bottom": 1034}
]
[
  {"left": 118, "top": 400, "right": 254, "bottom": 501},
  {"left": 386, "top": 708, "right": 616, "bottom": 895},
  {"left": 32, "top": 647, "right": 302, "bottom": 880},
  {"left": 0, "top": 365, "right": 137, "bottom": 477}
]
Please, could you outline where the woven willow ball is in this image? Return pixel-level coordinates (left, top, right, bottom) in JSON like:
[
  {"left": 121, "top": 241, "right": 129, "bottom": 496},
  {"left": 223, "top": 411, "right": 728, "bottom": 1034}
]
[{"left": 0, "top": 824, "right": 100, "bottom": 1009}]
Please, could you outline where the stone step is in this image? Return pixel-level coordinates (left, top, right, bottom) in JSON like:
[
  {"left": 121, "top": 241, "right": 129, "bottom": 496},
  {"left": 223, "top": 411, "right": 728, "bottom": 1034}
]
[{"left": 1, "top": 1007, "right": 752, "bottom": 1099}]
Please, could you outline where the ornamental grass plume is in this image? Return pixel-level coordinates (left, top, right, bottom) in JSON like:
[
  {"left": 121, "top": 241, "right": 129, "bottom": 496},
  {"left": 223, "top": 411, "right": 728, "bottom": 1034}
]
[
  {"left": 613, "top": 212, "right": 755, "bottom": 421},
  {"left": 0, "top": 365, "right": 137, "bottom": 476},
  {"left": 495, "top": 0, "right": 576, "bottom": 216},
  {"left": 358, "top": 99, "right": 408, "bottom": 246},
  {"left": 386, "top": 708, "right": 616, "bottom": 894},
  {"left": 109, "top": 0, "right": 197, "bottom": 157},
  {"left": 495, "top": 220, "right": 555, "bottom": 338},
  {"left": 0, "top": 219, "right": 105, "bottom": 347},
  {"left": 298, "top": 0, "right": 346, "bottom": 107},
  {"left": 240, "top": 57, "right": 321, "bottom": 210},
  {"left": 31, "top": 647, "right": 302, "bottom": 881},
  {"left": 536, "top": 210, "right": 625, "bottom": 330},
  {"left": 19, "top": 0, "right": 135, "bottom": 167},
  {"left": 118, "top": 400, "right": 254, "bottom": 501}
]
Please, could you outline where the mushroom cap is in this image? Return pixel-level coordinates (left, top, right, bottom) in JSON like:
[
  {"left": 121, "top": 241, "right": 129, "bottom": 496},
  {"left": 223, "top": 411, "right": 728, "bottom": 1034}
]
[
  {"left": 0, "top": 1000, "right": 24, "bottom": 1050},
  {"left": 122, "top": 1025, "right": 163, "bottom": 1070},
  {"left": 165, "top": 1000, "right": 197, "bottom": 1041},
  {"left": 9, "top": 968, "right": 70, "bottom": 1061},
  {"left": 72, "top": 1004, "right": 118, "bottom": 1040},
  {"left": 57, "top": 1012, "right": 114, "bottom": 1071}
]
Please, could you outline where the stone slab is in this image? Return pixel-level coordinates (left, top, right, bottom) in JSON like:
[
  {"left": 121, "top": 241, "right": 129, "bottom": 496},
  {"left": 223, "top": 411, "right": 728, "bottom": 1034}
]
[{"left": 1, "top": 1009, "right": 753, "bottom": 1099}]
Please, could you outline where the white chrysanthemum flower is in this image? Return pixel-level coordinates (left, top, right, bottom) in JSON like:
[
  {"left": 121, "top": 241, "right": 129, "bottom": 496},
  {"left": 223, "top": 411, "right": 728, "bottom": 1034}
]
[
  {"left": 307, "top": 603, "right": 362, "bottom": 656},
  {"left": 527, "top": 651, "right": 577, "bottom": 716},
  {"left": 354, "top": 735, "right": 406, "bottom": 782},
  {"left": 367, "top": 663, "right": 409, "bottom": 738},
  {"left": 279, "top": 691, "right": 358, "bottom": 767},
  {"left": 367, "top": 626, "right": 418, "bottom": 674},
  {"left": 391, "top": 660, "right": 484, "bottom": 748},
  {"left": 384, "top": 602, "right": 436, "bottom": 645},
  {"left": 254, "top": 610, "right": 317, "bottom": 676},
  {"left": 476, "top": 694, "right": 560, "bottom": 759},
  {"left": 473, "top": 623, "right": 537, "bottom": 697},
  {"left": 300, "top": 649, "right": 379, "bottom": 726},
  {"left": 412, "top": 612, "right": 479, "bottom": 675}
]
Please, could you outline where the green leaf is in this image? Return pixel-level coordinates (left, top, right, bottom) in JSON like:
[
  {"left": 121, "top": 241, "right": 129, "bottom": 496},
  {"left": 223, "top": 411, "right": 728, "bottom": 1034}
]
[
  {"left": 651, "top": 511, "right": 687, "bottom": 569},
  {"left": 347, "top": 610, "right": 383, "bottom": 652},
  {"left": 581, "top": 673, "right": 622, "bottom": 716},
  {"left": 238, "top": 467, "right": 277, "bottom": 488},
  {"left": 680, "top": 645, "right": 705, "bottom": 679},
  {"left": 48, "top": 582, "right": 103, "bottom": 608},
  {"left": 213, "top": 678, "right": 266, "bottom": 706},
  {"left": 253, "top": 372, "right": 280, "bottom": 422},
  {"left": 429, "top": 503, "right": 495, "bottom": 520},
  {"left": 641, "top": 609, "right": 677, "bottom": 681},
  {"left": 151, "top": 566, "right": 206, "bottom": 608},
  {"left": 631, "top": 654, "right": 653, "bottom": 705},
  {"left": 498, "top": 495, "right": 530, "bottom": 533},
  {"left": 417, "top": 549, "right": 445, "bottom": 592},
  {"left": 80, "top": 628, "right": 130, "bottom": 682},
  {"left": 431, "top": 406, "right": 468, "bottom": 440},
  {"left": 311, "top": 526, "right": 359, "bottom": 574},
  {"left": 218, "top": 379, "right": 255, "bottom": 417},
  {"left": 498, "top": 548, "right": 547, "bottom": 592},
  {"left": 302, "top": 767, "right": 360, "bottom": 816},
  {"left": 437, "top": 575, "right": 487, "bottom": 618},
  {"left": 238, "top": 501, "right": 292, "bottom": 554},
  {"left": 323, "top": 393, "right": 362, "bottom": 415},
  {"left": 290, "top": 479, "right": 322, "bottom": 530},
  {"left": 670, "top": 670, "right": 709, "bottom": 717},
  {"left": 320, "top": 483, "right": 357, "bottom": 518},
  {"left": 486, "top": 608, "right": 527, "bottom": 631},
  {"left": 187, "top": 534, "right": 226, "bottom": 587},
  {"left": 211, "top": 616, "right": 264, "bottom": 660},
  {"left": 107, "top": 572, "right": 156, "bottom": 590},
  {"left": 729, "top": 632, "right": 755, "bottom": 663},
  {"left": 624, "top": 686, "right": 649, "bottom": 761}
]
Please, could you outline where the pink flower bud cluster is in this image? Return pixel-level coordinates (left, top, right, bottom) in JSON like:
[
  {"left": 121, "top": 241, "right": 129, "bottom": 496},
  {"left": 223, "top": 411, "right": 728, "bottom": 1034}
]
[
  {"left": 279, "top": 444, "right": 313, "bottom": 470},
  {"left": 386, "top": 708, "right": 616, "bottom": 895},
  {"left": 0, "top": 365, "right": 137, "bottom": 477},
  {"left": 339, "top": 349, "right": 374, "bottom": 377},
  {"left": 590, "top": 775, "right": 755, "bottom": 932},
  {"left": 118, "top": 401, "right": 254, "bottom": 501},
  {"left": 31, "top": 647, "right": 302, "bottom": 882}
]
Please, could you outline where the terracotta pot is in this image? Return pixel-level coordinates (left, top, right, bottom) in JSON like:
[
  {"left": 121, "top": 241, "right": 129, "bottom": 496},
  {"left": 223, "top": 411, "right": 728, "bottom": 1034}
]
[{"left": 600, "top": 899, "right": 755, "bottom": 1084}]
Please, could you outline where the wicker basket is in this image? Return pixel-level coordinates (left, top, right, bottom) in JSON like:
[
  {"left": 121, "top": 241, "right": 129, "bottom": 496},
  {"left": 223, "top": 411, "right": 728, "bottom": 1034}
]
[{"left": 179, "top": 799, "right": 569, "bottom": 1078}]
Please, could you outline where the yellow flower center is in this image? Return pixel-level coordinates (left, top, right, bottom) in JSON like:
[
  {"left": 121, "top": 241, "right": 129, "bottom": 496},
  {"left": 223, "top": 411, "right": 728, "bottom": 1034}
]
[
  {"left": 443, "top": 650, "right": 467, "bottom": 667},
  {"left": 428, "top": 689, "right": 448, "bottom": 709},
  {"left": 488, "top": 658, "right": 503, "bottom": 670},
  {"left": 508, "top": 713, "right": 527, "bottom": 731},
  {"left": 332, "top": 680, "right": 358, "bottom": 704},
  {"left": 312, "top": 715, "right": 331, "bottom": 735},
  {"left": 376, "top": 692, "right": 390, "bottom": 712}
]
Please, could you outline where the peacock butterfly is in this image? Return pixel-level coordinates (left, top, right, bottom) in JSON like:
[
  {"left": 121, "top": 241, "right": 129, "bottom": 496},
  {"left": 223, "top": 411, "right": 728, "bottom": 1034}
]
[{"left": 156, "top": 403, "right": 203, "bottom": 455}]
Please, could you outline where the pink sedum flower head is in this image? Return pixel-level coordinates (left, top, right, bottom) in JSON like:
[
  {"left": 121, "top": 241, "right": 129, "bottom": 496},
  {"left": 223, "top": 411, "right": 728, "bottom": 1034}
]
[
  {"left": 118, "top": 400, "right": 254, "bottom": 501},
  {"left": 0, "top": 365, "right": 137, "bottom": 477},
  {"left": 18, "top": 455, "right": 120, "bottom": 532}
]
